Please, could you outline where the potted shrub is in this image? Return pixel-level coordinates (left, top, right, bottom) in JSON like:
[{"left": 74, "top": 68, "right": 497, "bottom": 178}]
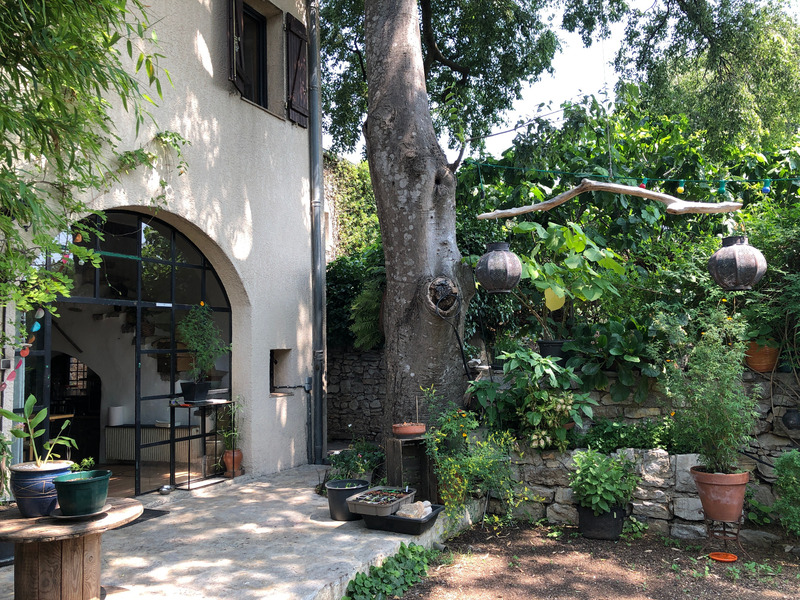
[
  {"left": 569, "top": 448, "right": 640, "bottom": 540},
  {"left": 217, "top": 403, "right": 242, "bottom": 477},
  {"left": 176, "top": 302, "right": 232, "bottom": 403},
  {"left": 0, "top": 394, "right": 77, "bottom": 517},
  {"left": 658, "top": 309, "right": 759, "bottom": 522},
  {"left": 327, "top": 439, "right": 384, "bottom": 483}
]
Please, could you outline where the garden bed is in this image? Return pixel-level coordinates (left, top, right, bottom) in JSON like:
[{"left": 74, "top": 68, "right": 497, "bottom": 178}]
[{"left": 406, "top": 522, "right": 800, "bottom": 599}]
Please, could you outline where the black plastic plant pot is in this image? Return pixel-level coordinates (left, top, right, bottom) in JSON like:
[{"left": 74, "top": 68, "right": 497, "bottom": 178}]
[
  {"left": 576, "top": 504, "right": 626, "bottom": 540},
  {"left": 325, "top": 479, "right": 369, "bottom": 521}
]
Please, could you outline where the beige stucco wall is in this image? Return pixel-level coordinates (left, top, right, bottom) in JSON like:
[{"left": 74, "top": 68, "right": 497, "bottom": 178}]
[{"left": 80, "top": 0, "right": 315, "bottom": 475}]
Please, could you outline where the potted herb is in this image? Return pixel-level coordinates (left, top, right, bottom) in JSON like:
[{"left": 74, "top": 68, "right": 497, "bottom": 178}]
[
  {"left": 569, "top": 448, "right": 640, "bottom": 540},
  {"left": 0, "top": 394, "right": 77, "bottom": 517},
  {"left": 217, "top": 403, "right": 242, "bottom": 477},
  {"left": 327, "top": 439, "right": 384, "bottom": 482},
  {"left": 53, "top": 457, "right": 112, "bottom": 517},
  {"left": 176, "top": 302, "right": 231, "bottom": 403},
  {"left": 657, "top": 309, "right": 758, "bottom": 522}
]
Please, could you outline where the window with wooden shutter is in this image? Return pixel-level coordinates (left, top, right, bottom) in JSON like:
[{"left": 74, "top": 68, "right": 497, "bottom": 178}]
[
  {"left": 286, "top": 13, "right": 309, "bottom": 128},
  {"left": 228, "top": 0, "right": 282, "bottom": 113},
  {"left": 228, "top": 0, "right": 248, "bottom": 95}
]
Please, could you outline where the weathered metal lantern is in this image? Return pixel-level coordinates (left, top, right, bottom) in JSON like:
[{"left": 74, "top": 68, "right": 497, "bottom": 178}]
[
  {"left": 707, "top": 236, "right": 767, "bottom": 291},
  {"left": 782, "top": 409, "right": 800, "bottom": 430},
  {"left": 475, "top": 242, "right": 521, "bottom": 293}
]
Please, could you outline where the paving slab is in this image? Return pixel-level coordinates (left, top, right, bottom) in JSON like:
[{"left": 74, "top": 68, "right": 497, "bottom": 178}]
[{"left": 0, "top": 465, "right": 457, "bottom": 600}]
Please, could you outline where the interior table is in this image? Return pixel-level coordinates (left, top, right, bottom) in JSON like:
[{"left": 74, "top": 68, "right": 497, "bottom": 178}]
[{"left": 0, "top": 497, "right": 143, "bottom": 600}]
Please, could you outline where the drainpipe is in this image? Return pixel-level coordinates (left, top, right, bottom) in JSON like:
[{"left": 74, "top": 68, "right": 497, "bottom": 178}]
[{"left": 307, "top": 0, "right": 326, "bottom": 464}]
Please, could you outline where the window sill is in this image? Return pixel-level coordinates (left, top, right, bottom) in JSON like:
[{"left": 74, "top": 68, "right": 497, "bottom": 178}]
[
  {"left": 270, "top": 392, "right": 294, "bottom": 398},
  {"left": 240, "top": 96, "right": 286, "bottom": 121}
]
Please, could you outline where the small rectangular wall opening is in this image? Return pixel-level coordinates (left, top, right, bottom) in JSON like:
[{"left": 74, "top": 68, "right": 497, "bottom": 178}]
[{"left": 270, "top": 349, "right": 292, "bottom": 394}]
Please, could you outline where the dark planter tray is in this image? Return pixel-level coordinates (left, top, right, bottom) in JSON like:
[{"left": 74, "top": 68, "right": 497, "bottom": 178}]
[
  {"left": 361, "top": 504, "right": 444, "bottom": 535},
  {"left": 346, "top": 486, "right": 416, "bottom": 516}
]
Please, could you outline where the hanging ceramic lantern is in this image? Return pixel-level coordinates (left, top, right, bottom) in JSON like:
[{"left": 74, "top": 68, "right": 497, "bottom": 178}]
[
  {"left": 707, "top": 236, "right": 767, "bottom": 291},
  {"left": 475, "top": 242, "right": 522, "bottom": 293}
]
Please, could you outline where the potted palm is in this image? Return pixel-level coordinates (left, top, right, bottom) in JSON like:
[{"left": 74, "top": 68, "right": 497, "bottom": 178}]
[
  {"left": 569, "top": 448, "right": 640, "bottom": 540},
  {"left": 0, "top": 394, "right": 77, "bottom": 517},
  {"left": 659, "top": 309, "right": 758, "bottom": 522},
  {"left": 176, "top": 302, "right": 232, "bottom": 403}
]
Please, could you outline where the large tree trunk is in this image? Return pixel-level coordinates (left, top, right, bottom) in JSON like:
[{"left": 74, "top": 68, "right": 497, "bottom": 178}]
[{"left": 364, "top": 0, "right": 474, "bottom": 434}]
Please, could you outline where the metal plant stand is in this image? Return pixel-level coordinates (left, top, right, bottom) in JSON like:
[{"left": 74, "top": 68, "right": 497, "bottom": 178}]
[{"left": 703, "top": 516, "right": 748, "bottom": 556}]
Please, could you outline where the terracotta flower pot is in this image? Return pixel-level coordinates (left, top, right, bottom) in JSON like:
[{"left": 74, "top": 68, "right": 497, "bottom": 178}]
[
  {"left": 690, "top": 466, "right": 749, "bottom": 522},
  {"left": 745, "top": 341, "right": 780, "bottom": 373},
  {"left": 222, "top": 448, "right": 243, "bottom": 478},
  {"left": 392, "top": 422, "right": 426, "bottom": 438}
]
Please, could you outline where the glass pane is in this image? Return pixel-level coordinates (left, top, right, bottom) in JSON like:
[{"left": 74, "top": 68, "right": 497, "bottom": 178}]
[
  {"left": 142, "top": 261, "right": 172, "bottom": 304},
  {"left": 23, "top": 354, "right": 46, "bottom": 402},
  {"left": 175, "top": 232, "right": 202, "bottom": 266},
  {"left": 142, "top": 307, "right": 172, "bottom": 341},
  {"left": 205, "top": 269, "right": 228, "bottom": 308},
  {"left": 99, "top": 213, "right": 140, "bottom": 258},
  {"left": 175, "top": 266, "right": 202, "bottom": 305},
  {"left": 98, "top": 256, "right": 137, "bottom": 300},
  {"left": 140, "top": 442, "right": 171, "bottom": 494},
  {"left": 141, "top": 219, "right": 173, "bottom": 262},
  {"left": 72, "top": 255, "right": 97, "bottom": 298}
]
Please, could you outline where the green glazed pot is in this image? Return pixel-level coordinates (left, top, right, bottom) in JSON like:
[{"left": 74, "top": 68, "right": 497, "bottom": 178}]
[{"left": 53, "top": 469, "right": 112, "bottom": 516}]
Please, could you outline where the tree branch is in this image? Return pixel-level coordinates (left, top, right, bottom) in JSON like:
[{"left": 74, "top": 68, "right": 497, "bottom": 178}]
[
  {"left": 477, "top": 179, "right": 743, "bottom": 219},
  {"left": 420, "top": 0, "right": 470, "bottom": 82}
]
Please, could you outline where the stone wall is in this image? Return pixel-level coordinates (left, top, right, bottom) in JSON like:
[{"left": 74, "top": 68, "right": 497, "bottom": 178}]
[
  {"left": 503, "top": 447, "right": 784, "bottom": 545},
  {"left": 327, "top": 347, "right": 385, "bottom": 441}
]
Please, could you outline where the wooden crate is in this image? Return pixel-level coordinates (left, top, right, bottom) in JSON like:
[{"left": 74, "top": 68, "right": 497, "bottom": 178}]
[{"left": 385, "top": 437, "right": 438, "bottom": 503}]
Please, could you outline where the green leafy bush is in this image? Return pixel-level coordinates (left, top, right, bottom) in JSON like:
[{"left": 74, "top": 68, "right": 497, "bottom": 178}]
[
  {"left": 773, "top": 449, "right": 800, "bottom": 537},
  {"left": 328, "top": 440, "right": 385, "bottom": 480},
  {"left": 469, "top": 347, "right": 596, "bottom": 451},
  {"left": 570, "top": 417, "right": 694, "bottom": 455},
  {"left": 569, "top": 448, "right": 640, "bottom": 515},
  {"left": 343, "top": 543, "right": 436, "bottom": 600}
]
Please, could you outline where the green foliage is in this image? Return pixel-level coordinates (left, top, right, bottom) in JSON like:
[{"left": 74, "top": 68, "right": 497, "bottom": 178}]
[
  {"left": 350, "top": 276, "right": 385, "bottom": 351},
  {"left": 176, "top": 304, "right": 231, "bottom": 382},
  {"left": 217, "top": 402, "right": 240, "bottom": 451},
  {"left": 425, "top": 392, "right": 518, "bottom": 520},
  {"left": 744, "top": 488, "right": 774, "bottom": 527},
  {"left": 565, "top": 317, "right": 658, "bottom": 403},
  {"left": 328, "top": 440, "right": 385, "bottom": 480},
  {"left": 325, "top": 156, "right": 379, "bottom": 257},
  {"left": 0, "top": 433, "right": 11, "bottom": 497},
  {"left": 0, "top": 0, "right": 167, "bottom": 337},
  {"left": 0, "top": 395, "right": 77, "bottom": 467},
  {"left": 614, "top": 1, "right": 800, "bottom": 156},
  {"left": 325, "top": 244, "right": 384, "bottom": 349},
  {"left": 70, "top": 457, "right": 96, "bottom": 473},
  {"left": 654, "top": 309, "right": 758, "bottom": 474},
  {"left": 773, "top": 449, "right": 800, "bottom": 537},
  {"left": 571, "top": 417, "right": 693, "bottom": 455},
  {"left": 343, "top": 542, "right": 436, "bottom": 600},
  {"left": 321, "top": 0, "right": 573, "bottom": 153},
  {"left": 621, "top": 516, "right": 649, "bottom": 542},
  {"left": 469, "top": 347, "right": 596, "bottom": 451},
  {"left": 569, "top": 448, "right": 640, "bottom": 516}
]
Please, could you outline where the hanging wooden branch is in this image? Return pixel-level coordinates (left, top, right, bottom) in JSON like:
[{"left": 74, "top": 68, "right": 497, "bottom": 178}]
[{"left": 476, "top": 178, "right": 743, "bottom": 220}]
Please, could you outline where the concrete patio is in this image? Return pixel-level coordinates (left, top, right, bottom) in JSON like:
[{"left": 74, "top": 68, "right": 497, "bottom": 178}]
[{"left": 0, "top": 465, "right": 455, "bottom": 600}]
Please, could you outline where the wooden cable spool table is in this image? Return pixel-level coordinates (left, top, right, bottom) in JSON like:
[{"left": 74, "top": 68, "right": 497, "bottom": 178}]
[{"left": 0, "top": 497, "right": 143, "bottom": 600}]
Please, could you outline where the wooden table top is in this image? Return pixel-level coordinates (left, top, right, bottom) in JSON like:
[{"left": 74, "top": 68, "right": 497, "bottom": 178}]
[{"left": 0, "top": 497, "right": 143, "bottom": 544}]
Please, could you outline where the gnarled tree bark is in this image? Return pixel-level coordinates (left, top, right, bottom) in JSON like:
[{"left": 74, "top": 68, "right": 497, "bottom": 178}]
[{"left": 363, "top": 0, "right": 474, "bottom": 434}]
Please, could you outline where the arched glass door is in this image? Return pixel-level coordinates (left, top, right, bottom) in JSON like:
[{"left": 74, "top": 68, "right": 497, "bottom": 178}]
[{"left": 21, "top": 211, "right": 231, "bottom": 495}]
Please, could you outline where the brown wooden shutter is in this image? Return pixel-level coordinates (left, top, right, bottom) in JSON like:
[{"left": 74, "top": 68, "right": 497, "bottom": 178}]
[
  {"left": 286, "top": 13, "right": 309, "bottom": 128},
  {"left": 228, "top": 0, "right": 249, "bottom": 94}
]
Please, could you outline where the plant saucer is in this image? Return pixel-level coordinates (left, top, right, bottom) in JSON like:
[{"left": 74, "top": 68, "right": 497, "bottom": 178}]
[
  {"left": 50, "top": 504, "right": 112, "bottom": 520},
  {"left": 708, "top": 552, "right": 737, "bottom": 562}
]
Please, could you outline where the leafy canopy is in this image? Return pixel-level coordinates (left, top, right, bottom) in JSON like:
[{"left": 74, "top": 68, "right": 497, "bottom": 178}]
[{"left": 0, "top": 0, "right": 167, "bottom": 335}]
